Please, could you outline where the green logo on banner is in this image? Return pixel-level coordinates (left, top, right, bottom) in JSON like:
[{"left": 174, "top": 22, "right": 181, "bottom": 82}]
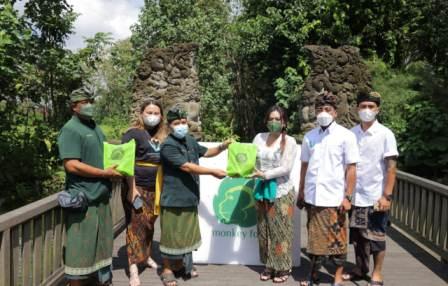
[{"left": 213, "top": 177, "right": 257, "bottom": 227}]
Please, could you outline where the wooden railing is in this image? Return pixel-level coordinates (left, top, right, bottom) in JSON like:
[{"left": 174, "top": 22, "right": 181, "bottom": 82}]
[
  {"left": 391, "top": 170, "right": 448, "bottom": 262},
  {"left": 0, "top": 183, "right": 125, "bottom": 286},
  {"left": 1, "top": 170, "right": 447, "bottom": 285}
]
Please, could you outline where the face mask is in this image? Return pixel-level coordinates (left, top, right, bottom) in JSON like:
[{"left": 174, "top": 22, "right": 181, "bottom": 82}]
[
  {"left": 358, "top": 109, "right": 377, "bottom": 122},
  {"left": 172, "top": 124, "right": 189, "bottom": 139},
  {"left": 79, "top": 103, "right": 94, "bottom": 119},
  {"left": 267, "top": 121, "right": 283, "bottom": 133},
  {"left": 316, "top": 111, "right": 334, "bottom": 127},
  {"left": 144, "top": 115, "right": 161, "bottom": 127}
]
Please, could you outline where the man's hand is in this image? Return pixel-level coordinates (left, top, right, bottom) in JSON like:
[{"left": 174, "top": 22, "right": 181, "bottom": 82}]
[
  {"left": 103, "top": 165, "right": 122, "bottom": 179},
  {"left": 211, "top": 169, "right": 227, "bottom": 179},
  {"left": 377, "top": 196, "right": 391, "bottom": 212},
  {"left": 221, "top": 139, "right": 233, "bottom": 150},
  {"left": 339, "top": 198, "right": 352, "bottom": 213},
  {"left": 296, "top": 191, "right": 305, "bottom": 209}
]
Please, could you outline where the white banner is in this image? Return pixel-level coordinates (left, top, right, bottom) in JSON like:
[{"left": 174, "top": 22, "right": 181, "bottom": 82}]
[{"left": 193, "top": 142, "right": 302, "bottom": 266}]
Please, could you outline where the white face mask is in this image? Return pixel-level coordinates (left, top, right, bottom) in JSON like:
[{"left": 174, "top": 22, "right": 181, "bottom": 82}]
[
  {"left": 358, "top": 109, "right": 377, "bottom": 122},
  {"left": 143, "top": 115, "right": 161, "bottom": 127},
  {"left": 316, "top": 111, "right": 334, "bottom": 127}
]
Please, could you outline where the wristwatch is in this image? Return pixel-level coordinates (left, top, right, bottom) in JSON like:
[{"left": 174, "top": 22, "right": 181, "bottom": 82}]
[
  {"left": 345, "top": 194, "right": 352, "bottom": 202},
  {"left": 384, "top": 194, "right": 393, "bottom": 201}
]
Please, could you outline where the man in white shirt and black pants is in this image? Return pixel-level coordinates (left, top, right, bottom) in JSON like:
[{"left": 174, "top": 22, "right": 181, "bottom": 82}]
[
  {"left": 343, "top": 91, "right": 398, "bottom": 286},
  {"left": 297, "top": 91, "right": 360, "bottom": 286}
]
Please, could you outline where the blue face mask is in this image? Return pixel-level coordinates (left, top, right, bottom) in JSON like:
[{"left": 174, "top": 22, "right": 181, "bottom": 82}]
[{"left": 172, "top": 124, "right": 189, "bottom": 139}]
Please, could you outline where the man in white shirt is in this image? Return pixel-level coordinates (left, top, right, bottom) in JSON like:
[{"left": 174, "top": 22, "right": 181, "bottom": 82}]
[
  {"left": 297, "top": 91, "right": 360, "bottom": 286},
  {"left": 343, "top": 91, "right": 398, "bottom": 286}
]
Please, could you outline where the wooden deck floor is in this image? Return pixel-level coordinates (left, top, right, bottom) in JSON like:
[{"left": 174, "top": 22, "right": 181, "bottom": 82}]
[{"left": 111, "top": 210, "right": 447, "bottom": 286}]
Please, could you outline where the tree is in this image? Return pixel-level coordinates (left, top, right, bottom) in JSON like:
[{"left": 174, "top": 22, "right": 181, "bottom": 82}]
[{"left": 0, "top": 0, "right": 79, "bottom": 212}]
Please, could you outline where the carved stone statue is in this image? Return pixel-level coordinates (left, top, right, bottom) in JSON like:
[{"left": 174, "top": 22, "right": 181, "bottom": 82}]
[
  {"left": 300, "top": 45, "right": 372, "bottom": 133},
  {"left": 132, "top": 43, "right": 202, "bottom": 138}
]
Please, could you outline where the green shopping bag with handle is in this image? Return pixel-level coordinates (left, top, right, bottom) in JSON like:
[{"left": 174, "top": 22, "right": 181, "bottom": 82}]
[
  {"left": 103, "top": 139, "right": 136, "bottom": 176},
  {"left": 226, "top": 142, "right": 257, "bottom": 177}
]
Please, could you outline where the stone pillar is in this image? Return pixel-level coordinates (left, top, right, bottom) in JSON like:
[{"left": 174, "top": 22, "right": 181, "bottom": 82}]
[
  {"left": 132, "top": 43, "right": 202, "bottom": 138},
  {"left": 300, "top": 45, "right": 372, "bottom": 132}
]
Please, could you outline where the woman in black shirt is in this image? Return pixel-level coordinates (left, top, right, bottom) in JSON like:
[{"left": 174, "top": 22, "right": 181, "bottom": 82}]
[{"left": 121, "top": 100, "right": 167, "bottom": 286}]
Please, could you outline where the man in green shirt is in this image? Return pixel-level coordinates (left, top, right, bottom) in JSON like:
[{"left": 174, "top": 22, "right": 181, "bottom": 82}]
[
  {"left": 57, "top": 87, "right": 121, "bottom": 286},
  {"left": 159, "top": 106, "right": 229, "bottom": 286}
]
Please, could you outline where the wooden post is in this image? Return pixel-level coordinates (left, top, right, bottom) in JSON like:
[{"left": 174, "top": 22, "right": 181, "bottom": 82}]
[
  {"left": 440, "top": 197, "right": 448, "bottom": 259},
  {"left": 0, "top": 229, "right": 11, "bottom": 286},
  {"left": 427, "top": 191, "right": 434, "bottom": 241},
  {"left": 33, "top": 216, "right": 43, "bottom": 285},
  {"left": 420, "top": 188, "right": 428, "bottom": 237},
  {"left": 43, "top": 211, "right": 53, "bottom": 278},
  {"left": 53, "top": 208, "right": 63, "bottom": 273},
  {"left": 22, "top": 221, "right": 33, "bottom": 286},
  {"left": 11, "top": 226, "right": 20, "bottom": 285}
]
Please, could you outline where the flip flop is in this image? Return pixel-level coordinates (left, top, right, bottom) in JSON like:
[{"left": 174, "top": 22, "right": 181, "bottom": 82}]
[
  {"left": 160, "top": 272, "right": 177, "bottom": 286},
  {"left": 368, "top": 281, "right": 384, "bottom": 286}
]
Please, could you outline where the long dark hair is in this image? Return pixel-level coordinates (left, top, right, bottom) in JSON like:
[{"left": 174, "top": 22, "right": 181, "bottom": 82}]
[
  {"left": 130, "top": 99, "right": 168, "bottom": 142},
  {"left": 264, "top": 105, "right": 288, "bottom": 153}
]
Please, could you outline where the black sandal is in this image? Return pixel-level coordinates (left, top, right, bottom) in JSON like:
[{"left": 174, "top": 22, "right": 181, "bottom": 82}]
[
  {"left": 260, "top": 268, "right": 273, "bottom": 281},
  {"left": 173, "top": 266, "right": 199, "bottom": 280},
  {"left": 273, "top": 269, "right": 291, "bottom": 283},
  {"left": 368, "top": 281, "right": 384, "bottom": 286},
  {"left": 342, "top": 271, "right": 370, "bottom": 281},
  {"left": 299, "top": 272, "right": 320, "bottom": 286}
]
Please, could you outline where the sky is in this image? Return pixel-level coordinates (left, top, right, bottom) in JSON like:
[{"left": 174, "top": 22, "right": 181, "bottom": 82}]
[
  {"left": 14, "top": 0, "right": 144, "bottom": 51},
  {"left": 65, "top": 0, "right": 144, "bottom": 50}
]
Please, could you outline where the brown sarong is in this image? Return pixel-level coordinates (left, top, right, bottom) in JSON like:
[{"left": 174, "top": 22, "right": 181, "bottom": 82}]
[
  {"left": 306, "top": 204, "right": 348, "bottom": 256},
  {"left": 121, "top": 185, "right": 158, "bottom": 265}
]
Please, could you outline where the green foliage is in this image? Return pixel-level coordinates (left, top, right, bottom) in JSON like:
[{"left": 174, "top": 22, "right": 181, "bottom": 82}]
[
  {"left": 0, "top": 0, "right": 79, "bottom": 212},
  {"left": 100, "top": 117, "right": 129, "bottom": 142},
  {"left": 79, "top": 36, "right": 136, "bottom": 124},
  {"left": 274, "top": 64, "right": 308, "bottom": 135},
  {"left": 400, "top": 100, "right": 448, "bottom": 177},
  {"left": 366, "top": 57, "right": 419, "bottom": 135},
  {"left": 367, "top": 58, "right": 448, "bottom": 183}
]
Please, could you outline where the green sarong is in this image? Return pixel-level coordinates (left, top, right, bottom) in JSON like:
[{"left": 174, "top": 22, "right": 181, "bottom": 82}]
[
  {"left": 64, "top": 199, "right": 113, "bottom": 276},
  {"left": 159, "top": 207, "right": 201, "bottom": 255}
]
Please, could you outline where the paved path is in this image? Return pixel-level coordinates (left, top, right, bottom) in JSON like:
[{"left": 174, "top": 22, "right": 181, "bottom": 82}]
[{"left": 111, "top": 210, "right": 447, "bottom": 286}]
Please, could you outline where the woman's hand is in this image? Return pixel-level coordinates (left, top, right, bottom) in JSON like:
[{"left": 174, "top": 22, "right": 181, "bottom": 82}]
[
  {"left": 249, "top": 168, "right": 265, "bottom": 179},
  {"left": 131, "top": 188, "right": 141, "bottom": 204}
]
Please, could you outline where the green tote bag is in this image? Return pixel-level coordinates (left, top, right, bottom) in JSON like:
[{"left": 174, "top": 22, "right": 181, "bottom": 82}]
[
  {"left": 226, "top": 142, "right": 257, "bottom": 177},
  {"left": 103, "top": 139, "right": 136, "bottom": 176}
]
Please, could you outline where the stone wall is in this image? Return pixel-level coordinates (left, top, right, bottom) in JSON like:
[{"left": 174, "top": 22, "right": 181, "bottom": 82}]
[
  {"left": 300, "top": 45, "right": 372, "bottom": 132},
  {"left": 132, "top": 43, "right": 202, "bottom": 137}
]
